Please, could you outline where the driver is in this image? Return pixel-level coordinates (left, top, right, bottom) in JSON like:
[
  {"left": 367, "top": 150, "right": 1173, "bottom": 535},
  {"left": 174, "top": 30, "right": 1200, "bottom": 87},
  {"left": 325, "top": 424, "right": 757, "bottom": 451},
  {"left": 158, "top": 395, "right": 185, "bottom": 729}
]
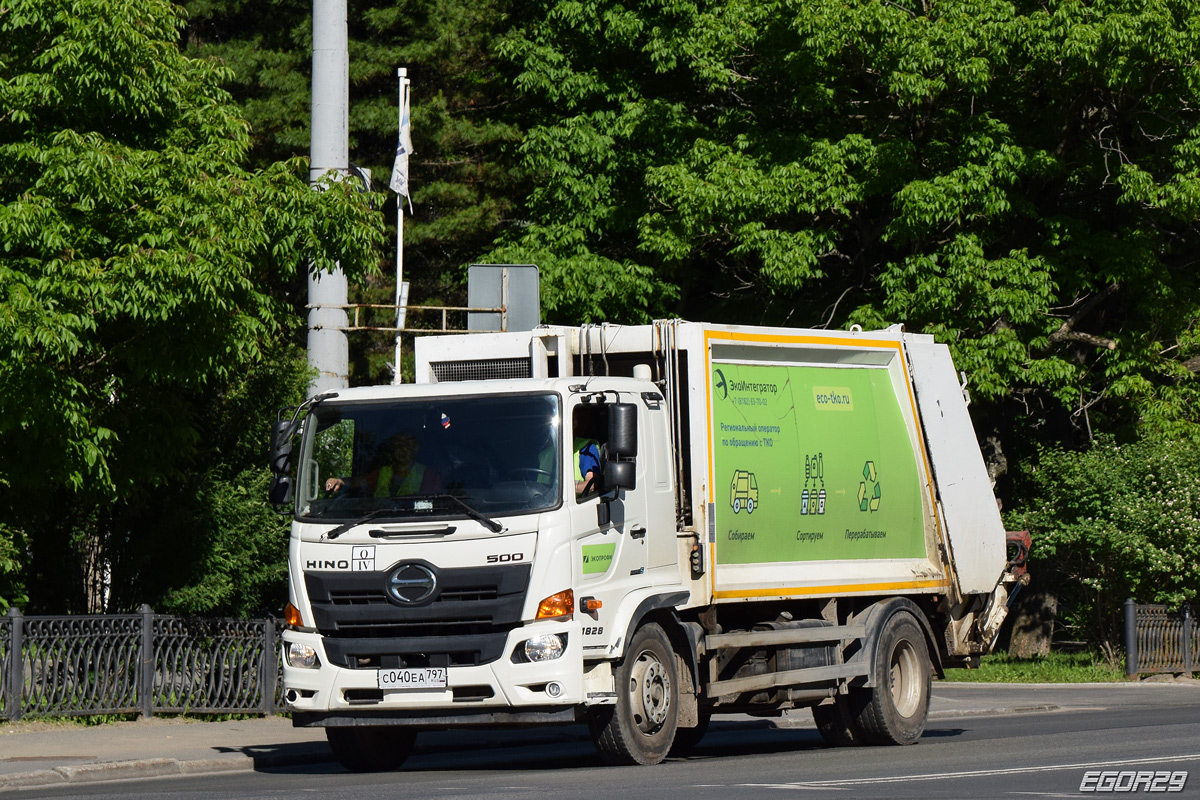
[
  {"left": 572, "top": 414, "right": 603, "bottom": 498},
  {"left": 574, "top": 437, "right": 600, "bottom": 496},
  {"left": 326, "top": 433, "right": 443, "bottom": 497}
]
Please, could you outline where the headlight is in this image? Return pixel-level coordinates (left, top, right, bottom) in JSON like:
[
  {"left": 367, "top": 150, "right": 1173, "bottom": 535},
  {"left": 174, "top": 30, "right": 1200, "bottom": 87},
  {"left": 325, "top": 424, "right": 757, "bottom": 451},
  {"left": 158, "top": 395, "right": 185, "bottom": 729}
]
[
  {"left": 523, "top": 634, "right": 566, "bottom": 662},
  {"left": 286, "top": 642, "right": 320, "bottom": 669}
]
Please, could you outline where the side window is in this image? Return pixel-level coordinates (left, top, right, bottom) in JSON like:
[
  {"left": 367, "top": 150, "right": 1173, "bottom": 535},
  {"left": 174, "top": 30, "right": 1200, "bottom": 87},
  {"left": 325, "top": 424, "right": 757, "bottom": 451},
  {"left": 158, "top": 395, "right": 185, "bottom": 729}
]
[
  {"left": 312, "top": 419, "right": 355, "bottom": 495},
  {"left": 571, "top": 405, "right": 608, "bottom": 501}
]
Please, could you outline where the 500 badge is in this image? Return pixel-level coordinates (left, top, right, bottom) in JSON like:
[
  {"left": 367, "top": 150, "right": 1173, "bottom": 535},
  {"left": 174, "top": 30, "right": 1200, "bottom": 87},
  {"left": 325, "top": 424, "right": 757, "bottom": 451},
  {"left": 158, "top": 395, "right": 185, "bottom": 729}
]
[{"left": 486, "top": 552, "right": 524, "bottom": 564}]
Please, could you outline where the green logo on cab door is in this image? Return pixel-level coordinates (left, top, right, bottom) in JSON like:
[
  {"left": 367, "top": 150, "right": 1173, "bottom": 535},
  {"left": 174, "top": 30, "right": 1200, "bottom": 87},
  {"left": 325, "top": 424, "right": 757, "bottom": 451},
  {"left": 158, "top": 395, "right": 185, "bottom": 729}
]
[{"left": 582, "top": 543, "right": 616, "bottom": 575}]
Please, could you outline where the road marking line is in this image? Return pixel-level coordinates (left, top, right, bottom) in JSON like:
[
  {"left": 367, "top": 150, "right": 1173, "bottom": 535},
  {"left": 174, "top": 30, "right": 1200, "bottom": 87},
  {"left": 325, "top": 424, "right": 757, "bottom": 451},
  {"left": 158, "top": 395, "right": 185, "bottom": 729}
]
[{"left": 702, "top": 752, "right": 1200, "bottom": 789}]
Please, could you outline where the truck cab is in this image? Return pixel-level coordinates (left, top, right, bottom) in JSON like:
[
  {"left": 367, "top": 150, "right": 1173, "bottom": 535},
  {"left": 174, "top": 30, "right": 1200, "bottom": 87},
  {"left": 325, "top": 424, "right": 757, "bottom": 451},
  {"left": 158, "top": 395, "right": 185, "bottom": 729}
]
[{"left": 279, "top": 376, "right": 686, "bottom": 735}]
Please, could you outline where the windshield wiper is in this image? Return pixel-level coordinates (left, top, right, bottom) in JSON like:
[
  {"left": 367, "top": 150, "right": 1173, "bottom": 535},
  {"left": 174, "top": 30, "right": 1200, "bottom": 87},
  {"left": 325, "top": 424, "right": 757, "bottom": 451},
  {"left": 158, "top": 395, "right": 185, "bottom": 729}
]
[
  {"left": 433, "top": 494, "right": 505, "bottom": 533},
  {"left": 322, "top": 495, "right": 503, "bottom": 539},
  {"left": 324, "top": 507, "right": 405, "bottom": 540}
]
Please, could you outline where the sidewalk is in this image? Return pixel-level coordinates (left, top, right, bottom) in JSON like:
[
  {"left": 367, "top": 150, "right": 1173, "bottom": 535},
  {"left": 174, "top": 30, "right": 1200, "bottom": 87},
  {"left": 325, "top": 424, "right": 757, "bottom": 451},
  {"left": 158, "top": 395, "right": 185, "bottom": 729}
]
[{"left": 1, "top": 682, "right": 1195, "bottom": 790}]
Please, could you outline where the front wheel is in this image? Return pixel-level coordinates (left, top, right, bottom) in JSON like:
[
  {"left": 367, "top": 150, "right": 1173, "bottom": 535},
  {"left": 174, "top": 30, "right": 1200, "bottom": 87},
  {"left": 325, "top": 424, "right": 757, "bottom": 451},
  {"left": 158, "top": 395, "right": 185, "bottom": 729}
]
[
  {"left": 853, "top": 610, "right": 931, "bottom": 745},
  {"left": 326, "top": 727, "right": 416, "bottom": 772},
  {"left": 588, "top": 622, "right": 679, "bottom": 765}
]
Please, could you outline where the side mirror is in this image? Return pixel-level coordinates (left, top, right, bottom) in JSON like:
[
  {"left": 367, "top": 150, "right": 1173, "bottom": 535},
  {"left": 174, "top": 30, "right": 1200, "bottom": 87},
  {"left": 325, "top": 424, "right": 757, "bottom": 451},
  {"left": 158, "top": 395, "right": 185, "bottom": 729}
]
[
  {"left": 269, "top": 475, "right": 294, "bottom": 507},
  {"left": 603, "top": 459, "right": 636, "bottom": 491},
  {"left": 600, "top": 403, "right": 637, "bottom": 494},
  {"left": 269, "top": 419, "right": 297, "bottom": 476},
  {"left": 608, "top": 403, "right": 637, "bottom": 457}
]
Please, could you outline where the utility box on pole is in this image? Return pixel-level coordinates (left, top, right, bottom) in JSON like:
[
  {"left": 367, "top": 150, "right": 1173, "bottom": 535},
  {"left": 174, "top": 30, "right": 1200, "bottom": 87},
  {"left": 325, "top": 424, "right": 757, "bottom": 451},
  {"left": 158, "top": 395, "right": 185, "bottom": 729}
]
[{"left": 467, "top": 264, "right": 540, "bottom": 333}]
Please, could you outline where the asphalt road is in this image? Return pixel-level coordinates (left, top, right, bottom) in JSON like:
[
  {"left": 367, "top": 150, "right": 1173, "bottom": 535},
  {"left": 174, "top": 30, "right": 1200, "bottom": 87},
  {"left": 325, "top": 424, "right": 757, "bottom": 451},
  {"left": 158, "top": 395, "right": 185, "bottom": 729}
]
[{"left": 9, "top": 683, "right": 1200, "bottom": 800}]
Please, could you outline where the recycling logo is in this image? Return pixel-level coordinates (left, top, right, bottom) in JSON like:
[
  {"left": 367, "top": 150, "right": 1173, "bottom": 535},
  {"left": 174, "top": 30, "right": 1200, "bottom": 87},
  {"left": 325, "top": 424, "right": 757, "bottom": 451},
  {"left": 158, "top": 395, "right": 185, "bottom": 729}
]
[{"left": 858, "top": 461, "right": 881, "bottom": 512}]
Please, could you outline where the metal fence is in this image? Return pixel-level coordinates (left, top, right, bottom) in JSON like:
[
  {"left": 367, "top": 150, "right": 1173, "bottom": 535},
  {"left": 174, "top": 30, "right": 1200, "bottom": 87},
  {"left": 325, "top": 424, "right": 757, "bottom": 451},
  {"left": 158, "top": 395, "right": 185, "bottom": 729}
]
[
  {"left": 1124, "top": 600, "right": 1197, "bottom": 677},
  {"left": 1, "top": 605, "right": 283, "bottom": 721}
]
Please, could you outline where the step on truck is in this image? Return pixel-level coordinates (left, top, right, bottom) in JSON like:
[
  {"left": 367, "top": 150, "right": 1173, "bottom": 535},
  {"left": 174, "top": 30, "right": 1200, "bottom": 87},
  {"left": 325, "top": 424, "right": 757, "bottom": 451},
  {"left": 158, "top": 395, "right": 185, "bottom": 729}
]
[{"left": 268, "top": 320, "right": 1027, "bottom": 770}]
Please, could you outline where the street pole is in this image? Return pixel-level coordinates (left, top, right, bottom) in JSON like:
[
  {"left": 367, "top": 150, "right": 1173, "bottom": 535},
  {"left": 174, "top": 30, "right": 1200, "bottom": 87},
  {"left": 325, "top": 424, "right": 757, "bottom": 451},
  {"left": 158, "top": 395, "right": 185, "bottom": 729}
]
[{"left": 307, "top": 0, "right": 350, "bottom": 395}]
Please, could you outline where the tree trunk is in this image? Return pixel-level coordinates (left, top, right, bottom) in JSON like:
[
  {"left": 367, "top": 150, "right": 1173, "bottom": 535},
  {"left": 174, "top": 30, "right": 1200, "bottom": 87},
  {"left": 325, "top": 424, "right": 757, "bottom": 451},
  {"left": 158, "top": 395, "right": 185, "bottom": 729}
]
[{"left": 1008, "top": 579, "right": 1057, "bottom": 658}]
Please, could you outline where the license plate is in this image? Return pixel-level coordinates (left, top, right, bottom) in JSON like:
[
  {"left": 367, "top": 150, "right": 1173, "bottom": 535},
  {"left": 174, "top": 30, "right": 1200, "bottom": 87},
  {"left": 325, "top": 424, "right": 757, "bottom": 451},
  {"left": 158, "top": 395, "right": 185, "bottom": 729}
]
[{"left": 377, "top": 667, "right": 447, "bottom": 690}]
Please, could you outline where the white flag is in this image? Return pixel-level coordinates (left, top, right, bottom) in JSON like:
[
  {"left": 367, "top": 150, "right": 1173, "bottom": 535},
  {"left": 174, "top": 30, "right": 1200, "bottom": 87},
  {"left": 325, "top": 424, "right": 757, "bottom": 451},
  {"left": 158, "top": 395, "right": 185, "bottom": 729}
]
[{"left": 389, "top": 76, "right": 413, "bottom": 209}]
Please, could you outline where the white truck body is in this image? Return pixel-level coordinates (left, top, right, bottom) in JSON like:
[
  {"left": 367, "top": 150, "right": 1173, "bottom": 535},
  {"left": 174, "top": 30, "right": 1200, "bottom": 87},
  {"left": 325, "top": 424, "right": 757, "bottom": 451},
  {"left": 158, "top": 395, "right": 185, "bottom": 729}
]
[{"left": 273, "top": 320, "right": 1020, "bottom": 769}]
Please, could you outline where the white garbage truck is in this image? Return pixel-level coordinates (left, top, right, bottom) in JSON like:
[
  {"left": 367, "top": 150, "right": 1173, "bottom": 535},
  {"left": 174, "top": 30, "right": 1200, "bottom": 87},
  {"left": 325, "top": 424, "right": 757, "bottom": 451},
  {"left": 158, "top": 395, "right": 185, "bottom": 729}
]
[{"left": 268, "top": 320, "right": 1025, "bottom": 770}]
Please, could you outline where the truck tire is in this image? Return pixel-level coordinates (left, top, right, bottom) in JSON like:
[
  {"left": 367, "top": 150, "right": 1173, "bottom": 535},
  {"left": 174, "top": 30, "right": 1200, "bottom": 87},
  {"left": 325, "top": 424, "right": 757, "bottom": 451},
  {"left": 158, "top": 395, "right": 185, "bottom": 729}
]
[
  {"left": 812, "top": 695, "right": 865, "bottom": 747},
  {"left": 326, "top": 727, "right": 416, "bottom": 772},
  {"left": 853, "top": 611, "right": 931, "bottom": 745},
  {"left": 588, "top": 622, "right": 679, "bottom": 765}
]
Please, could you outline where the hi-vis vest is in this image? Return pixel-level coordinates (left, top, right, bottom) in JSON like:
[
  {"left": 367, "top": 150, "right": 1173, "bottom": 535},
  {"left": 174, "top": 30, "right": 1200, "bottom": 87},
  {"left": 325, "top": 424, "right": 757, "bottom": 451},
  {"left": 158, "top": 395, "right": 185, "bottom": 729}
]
[{"left": 374, "top": 463, "right": 425, "bottom": 497}]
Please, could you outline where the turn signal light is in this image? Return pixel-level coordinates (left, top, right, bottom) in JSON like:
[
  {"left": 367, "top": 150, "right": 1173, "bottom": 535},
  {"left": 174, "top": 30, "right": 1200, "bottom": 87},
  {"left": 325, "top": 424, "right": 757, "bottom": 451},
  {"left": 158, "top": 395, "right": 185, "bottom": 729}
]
[
  {"left": 284, "top": 602, "right": 305, "bottom": 628},
  {"left": 580, "top": 597, "right": 602, "bottom": 613},
  {"left": 536, "top": 589, "right": 574, "bottom": 620}
]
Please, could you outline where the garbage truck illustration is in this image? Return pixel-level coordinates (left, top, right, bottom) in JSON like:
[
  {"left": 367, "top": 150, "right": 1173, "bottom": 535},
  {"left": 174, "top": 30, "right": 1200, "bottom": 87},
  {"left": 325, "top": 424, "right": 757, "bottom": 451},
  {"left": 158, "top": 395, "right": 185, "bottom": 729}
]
[{"left": 730, "top": 470, "right": 759, "bottom": 513}]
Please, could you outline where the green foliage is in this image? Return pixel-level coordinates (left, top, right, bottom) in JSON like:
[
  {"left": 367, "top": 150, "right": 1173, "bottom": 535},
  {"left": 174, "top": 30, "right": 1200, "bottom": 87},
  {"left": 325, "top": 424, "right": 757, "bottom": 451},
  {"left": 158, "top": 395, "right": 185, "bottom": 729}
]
[
  {"left": 497, "top": 0, "right": 1200, "bottom": 444},
  {"left": 180, "top": 0, "right": 1200, "bottom": 442},
  {"left": 0, "top": 519, "right": 27, "bottom": 611},
  {"left": 944, "top": 651, "right": 1125, "bottom": 683},
  {"left": 0, "top": 0, "right": 383, "bottom": 613},
  {"left": 1007, "top": 436, "right": 1200, "bottom": 655},
  {"left": 105, "top": 344, "right": 311, "bottom": 617}
]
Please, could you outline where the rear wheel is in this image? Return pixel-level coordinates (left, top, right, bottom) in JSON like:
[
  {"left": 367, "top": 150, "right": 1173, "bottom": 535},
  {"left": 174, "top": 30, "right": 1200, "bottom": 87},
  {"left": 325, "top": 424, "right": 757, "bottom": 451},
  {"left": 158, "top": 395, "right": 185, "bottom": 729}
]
[
  {"left": 853, "top": 611, "right": 931, "bottom": 745},
  {"left": 589, "top": 622, "right": 679, "bottom": 765},
  {"left": 326, "top": 727, "right": 416, "bottom": 772}
]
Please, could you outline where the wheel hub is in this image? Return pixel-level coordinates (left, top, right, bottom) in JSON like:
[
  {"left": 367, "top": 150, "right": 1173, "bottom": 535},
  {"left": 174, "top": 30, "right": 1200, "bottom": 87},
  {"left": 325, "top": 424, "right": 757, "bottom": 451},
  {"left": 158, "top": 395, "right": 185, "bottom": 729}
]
[
  {"left": 630, "top": 651, "right": 672, "bottom": 732},
  {"left": 889, "top": 639, "right": 922, "bottom": 718}
]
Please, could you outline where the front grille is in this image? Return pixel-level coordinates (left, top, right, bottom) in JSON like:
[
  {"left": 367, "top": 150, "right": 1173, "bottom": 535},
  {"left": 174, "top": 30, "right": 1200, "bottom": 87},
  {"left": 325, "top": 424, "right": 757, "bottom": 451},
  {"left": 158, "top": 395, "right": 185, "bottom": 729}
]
[
  {"left": 431, "top": 358, "right": 531, "bottom": 382},
  {"left": 329, "top": 590, "right": 384, "bottom": 606},
  {"left": 305, "top": 564, "right": 531, "bottom": 668},
  {"left": 442, "top": 586, "right": 499, "bottom": 602},
  {"left": 328, "top": 585, "right": 498, "bottom": 606},
  {"left": 332, "top": 618, "right": 492, "bottom": 638}
]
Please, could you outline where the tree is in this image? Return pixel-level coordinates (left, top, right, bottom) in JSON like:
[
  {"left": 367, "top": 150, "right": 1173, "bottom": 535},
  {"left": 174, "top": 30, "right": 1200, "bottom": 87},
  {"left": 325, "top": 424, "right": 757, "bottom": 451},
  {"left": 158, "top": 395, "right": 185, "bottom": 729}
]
[
  {"left": 0, "top": 0, "right": 384, "bottom": 613},
  {"left": 1008, "top": 436, "right": 1200, "bottom": 661},
  {"left": 494, "top": 0, "right": 1200, "bottom": 448},
  {"left": 0, "top": 521, "right": 23, "bottom": 611},
  {"left": 97, "top": 345, "right": 312, "bottom": 616}
]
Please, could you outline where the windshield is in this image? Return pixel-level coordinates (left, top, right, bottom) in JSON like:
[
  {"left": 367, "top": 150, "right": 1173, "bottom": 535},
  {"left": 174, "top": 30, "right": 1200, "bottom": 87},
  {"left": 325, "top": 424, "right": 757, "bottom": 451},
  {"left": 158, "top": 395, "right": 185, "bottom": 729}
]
[{"left": 295, "top": 393, "right": 562, "bottom": 522}]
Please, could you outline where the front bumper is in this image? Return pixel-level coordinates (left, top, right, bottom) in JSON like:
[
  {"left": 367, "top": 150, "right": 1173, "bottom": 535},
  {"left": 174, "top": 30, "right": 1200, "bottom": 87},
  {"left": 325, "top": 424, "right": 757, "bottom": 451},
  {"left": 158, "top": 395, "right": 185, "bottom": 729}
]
[{"left": 282, "top": 619, "right": 583, "bottom": 717}]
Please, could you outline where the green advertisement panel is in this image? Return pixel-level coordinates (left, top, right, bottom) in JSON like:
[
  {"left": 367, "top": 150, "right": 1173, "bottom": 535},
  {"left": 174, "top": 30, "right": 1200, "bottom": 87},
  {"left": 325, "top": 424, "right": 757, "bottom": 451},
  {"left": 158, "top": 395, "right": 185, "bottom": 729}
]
[
  {"left": 711, "top": 362, "right": 926, "bottom": 564},
  {"left": 582, "top": 543, "right": 616, "bottom": 575}
]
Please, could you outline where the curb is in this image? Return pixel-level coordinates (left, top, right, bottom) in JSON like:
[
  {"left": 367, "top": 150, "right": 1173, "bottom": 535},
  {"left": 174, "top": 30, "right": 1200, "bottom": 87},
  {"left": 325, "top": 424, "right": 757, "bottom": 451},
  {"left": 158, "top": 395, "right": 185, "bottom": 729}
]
[{"left": 0, "top": 751, "right": 328, "bottom": 792}]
